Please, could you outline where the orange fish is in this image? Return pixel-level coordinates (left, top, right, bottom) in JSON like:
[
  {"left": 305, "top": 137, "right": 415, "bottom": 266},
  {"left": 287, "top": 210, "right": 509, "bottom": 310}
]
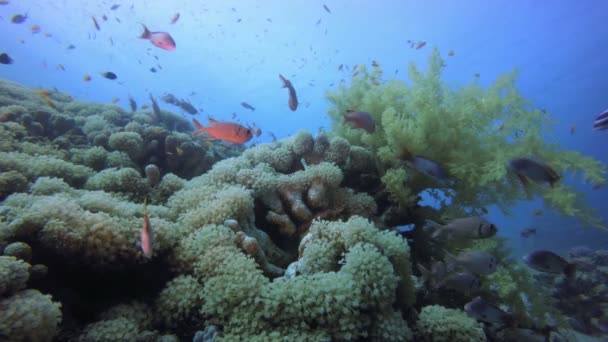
[
  {"left": 141, "top": 199, "right": 153, "bottom": 258},
  {"left": 192, "top": 118, "right": 253, "bottom": 144},
  {"left": 344, "top": 110, "right": 375, "bottom": 133},
  {"left": 83, "top": 74, "right": 92, "bottom": 82},
  {"left": 279, "top": 74, "right": 298, "bottom": 111},
  {"left": 415, "top": 41, "right": 427, "bottom": 50},
  {"left": 31, "top": 25, "right": 41, "bottom": 34},
  {"left": 37, "top": 89, "right": 51, "bottom": 96}
]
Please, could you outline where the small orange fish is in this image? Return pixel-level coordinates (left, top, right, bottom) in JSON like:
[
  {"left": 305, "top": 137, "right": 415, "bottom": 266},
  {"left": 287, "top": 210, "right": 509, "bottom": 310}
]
[
  {"left": 192, "top": 118, "right": 253, "bottom": 144},
  {"left": 344, "top": 110, "right": 376, "bottom": 133},
  {"left": 448, "top": 50, "right": 455, "bottom": 56},
  {"left": 30, "top": 25, "right": 41, "bottom": 34},
  {"left": 112, "top": 97, "right": 120, "bottom": 104},
  {"left": 279, "top": 74, "right": 298, "bottom": 111},
  {"left": 83, "top": 74, "right": 92, "bottom": 82},
  {"left": 415, "top": 41, "right": 427, "bottom": 50},
  {"left": 141, "top": 199, "right": 153, "bottom": 258},
  {"left": 37, "top": 89, "right": 51, "bottom": 96}
]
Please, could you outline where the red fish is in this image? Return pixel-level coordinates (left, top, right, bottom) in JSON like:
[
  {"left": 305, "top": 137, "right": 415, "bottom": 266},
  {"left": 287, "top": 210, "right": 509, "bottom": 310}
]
[
  {"left": 192, "top": 118, "right": 253, "bottom": 144},
  {"left": 416, "top": 41, "right": 426, "bottom": 49},
  {"left": 139, "top": 24, "right": 176, "bottom": 51},
  {"left": 344, "top": 110, "right": 375, "bottom": 133},
  {"left": 141, "top": 199, "right": 153, "bottom": 258},
  {"left": 30, "top": 25, "right": 41, "bottom": 34},
  {"left": 279, "top": 74, "right": 298, "bottom": 111}
]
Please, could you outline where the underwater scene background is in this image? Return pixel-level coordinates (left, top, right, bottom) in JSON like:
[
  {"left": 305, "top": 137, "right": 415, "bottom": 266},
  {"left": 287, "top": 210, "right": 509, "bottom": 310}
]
[{"left": 0, "top": 0, "right": 607, "bottom": 341}]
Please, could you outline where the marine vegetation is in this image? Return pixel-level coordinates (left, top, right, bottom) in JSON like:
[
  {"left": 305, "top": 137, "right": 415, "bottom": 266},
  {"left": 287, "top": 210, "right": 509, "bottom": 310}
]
[{"left": 326, "top": 48, "right": 606, "bottom": 229}]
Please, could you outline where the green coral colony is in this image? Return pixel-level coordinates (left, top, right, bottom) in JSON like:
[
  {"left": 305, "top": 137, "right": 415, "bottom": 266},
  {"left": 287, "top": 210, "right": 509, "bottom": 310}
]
[{"left": 0, "top": 50, "right": 605, "bottom": 341}]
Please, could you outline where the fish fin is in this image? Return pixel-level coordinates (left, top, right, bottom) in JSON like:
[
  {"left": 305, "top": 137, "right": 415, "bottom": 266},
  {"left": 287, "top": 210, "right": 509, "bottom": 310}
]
[
  {"left": 191, "top": 118, "right": 207, "bottom": 137},
  {"left": 516, "top": 173, "right": 529, "bottom": 187},
  {"left": 423, "top": 220, "right": 444, "bottom": 239},
  {"left": 443, "top": 250, "right": 459, "bottom": 271},
  {"left": 564, "top": 263, "right": 576, "bottom": 279},
  {"left": 417, "top": 264, "right": 431, "bottom": 284},
  {"left": 139, "top": 24, "right": 150, "bottom": 39}
]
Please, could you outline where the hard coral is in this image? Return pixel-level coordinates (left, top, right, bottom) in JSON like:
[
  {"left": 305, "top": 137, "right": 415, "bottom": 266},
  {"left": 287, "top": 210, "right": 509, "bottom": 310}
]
[
  {"left": 415, "top": 305, "right": 486, "bottom": 342},
  {"left": 0, "top": 289, "right": 62, "bottom": 342}
]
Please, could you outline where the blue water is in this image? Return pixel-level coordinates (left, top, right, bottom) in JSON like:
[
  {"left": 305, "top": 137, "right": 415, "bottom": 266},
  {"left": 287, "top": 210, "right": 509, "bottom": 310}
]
[{"left": 1, "top": 0, "right": 607, "bottom": 254}]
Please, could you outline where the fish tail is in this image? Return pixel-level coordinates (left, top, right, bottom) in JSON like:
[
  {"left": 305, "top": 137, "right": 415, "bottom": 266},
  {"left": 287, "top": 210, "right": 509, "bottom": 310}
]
[
  {"left": 191, "top": 118, "right": 208, "bottom": 137},
  {"left": 278, "top": 74, "right": 288, "bottom": 88},
  {"left": 564, "top": 262, "right": 576, "bottom": 279},
  {"left": 423, "top": 220, "right": 444, "bottom": 239},
  {"left": 443, "top": 250, "right": 459, "bottom": 271},
  {"left": 417, "top": 264, "right": 432, "bottom": 284},
  {"left": 139, "top": 24, "right": 151, "bottom": 39}
]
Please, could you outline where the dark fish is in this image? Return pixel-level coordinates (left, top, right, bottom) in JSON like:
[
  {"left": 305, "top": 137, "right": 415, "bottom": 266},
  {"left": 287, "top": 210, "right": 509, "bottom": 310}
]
[
  {"left": 241, "top": 102, "right": 255, "bottom": 111},
  {"left": 279, "top": 74, "right": 298, "bottom": 111},
  {"left": 170, "top": 13, "right": 180, "bottom": 24},
  {"left": 178, "top": 100, "right": 197, "bottom": 115},
  {"left": 445, "top": 250, "right": 498, "bottom": 275},
  {"left": 266, "top": 18, "right": 272, "bottom": 23},
  {"left": 338, "top": 64, "right": 343, "bottom": 71},
  {"left": 407, "top": 155, "right": 448, "bottom": 180},
  {"left": 523, "top": 250, "right": 576, "bottom": 279},
  {"left": 417, "top": 261, "right": 450, "bottom": 289},
  {"left": 464, "top": 296, "right": 514, "bottom": 325},
  {"left": 424, "top": 217, "right": 497, "bottom": 240},
  {"left": 441, "top": 271, "right": 481, "bottom": 294},
  {"left": 101, "top": 71, "right": 117, "bottom": 80},
  {"left": 520, "top": 227, "right": 536, "bottom": 238},
  {"left": 67, "top": 44, "right": 76, "bottom": 50},
  {"left": 315, "top": 18, "right": 322, "bottom": 26},
  {"left": 508, "top": 157, "right": 560, "bottom": 187},
  {"left": 102, "top": 14, "right": 108, "bottom": 21},
  {"left": 110, "top": 4, "right": 120, "bottom": 10},
  {"left": 11, "top": 13, "right": 27, "bottom": 24},
  {"left": 128, "top": 96, "right": 137, "bottom": 112},
  {"left": 269, "top": 132, "right": 277, "bottom": 142},
  {"left": 150, "top": 67, "right": 157, "bottom": 73},
  {"left": 323, "top": 4, "right": 331, "bottom": 13},
  {"left": 149, "top": 94, "right": 161, "bottom": 119},
  {"left": 91, "top": 16, "right": 100, "bottom": 31},
  {"left": 0, "top": 53, "right": 13, "bottom": 64},
  {"left": 115, "top": 17, "right": 121, "bottom": 23},
  {"left": 344, "top": 110, "right": 375, "bottom": 133},
  {"left": 593, "top": 109, "right": 608, "bottom": 130}
]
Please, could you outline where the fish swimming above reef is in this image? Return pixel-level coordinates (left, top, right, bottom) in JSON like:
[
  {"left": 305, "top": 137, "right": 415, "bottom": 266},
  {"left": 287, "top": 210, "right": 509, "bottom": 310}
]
[
  {"left": 323, "top": 4, "right": 331, "bottom": 13},
  {"left": 170, "top": 13, "right": 180, "bottom": 24},
  {"left": 241, "top": 102, "right": 255, "bottom": 111},
  {"left": 0, "top": 53, "right": 13, "bottom": 64},
  {"left": 523, "top": 250, "right": 576, "bottom": 279},
  {"left": 508, "top": 157, "right": 560, "bottom": 188},
  {"left": 101, "top": 71, "right": 117, "bottom": 80},
  {"left": 110, "top": 4, "right": 120, "bottom": 10},
  {"left": 192, "top": 118, "right": 253, "bottom": 144},
  {"left": 343, "top": 110, "right": 375, "bottom": 133},
  {"left": 141, "top": 199, "right": 153, "bottom": 258},
  {"left": 30, "top": 25, "right": 41, "bottom": 34},
  {"left": 128, "top": 95, "right": 137, "bottom": 112},
  {"left": 399, "top": 148, "right": 448, "bottom": 181},
  {"left": 444, "top": 250, "right": 498, "bottom": 275},
  {"left": 593, "top": 109, "right": 608, "bottom": 130},
  {"left": 279, "top": 74, "right": 298, "bottom": 111},
  {"left": 417, "top": 261, "right": 451, "bottom": 289},
  {"left": 424, "top": 217, "right": 497, "bottom": 240},
  {"left": 11, "top": 13, "right": 27, "bottom": 24},
  {"left": 161, "top": 93, "right": 198, "bottom": 114},
  {"left": 139, "top": 24, "right": 176, "bottom": 51},
  {"left": 440, "top": 271, "right": 481, "bottom": 295},
  {"left": 91, "top": 16, "right": 100, "bottom": 31},
  {"left": 520, "top": 227, "right": 537, "bottom": 238},
  {"left": 464, "top": 296, "right": 514, "bottom": 325}
]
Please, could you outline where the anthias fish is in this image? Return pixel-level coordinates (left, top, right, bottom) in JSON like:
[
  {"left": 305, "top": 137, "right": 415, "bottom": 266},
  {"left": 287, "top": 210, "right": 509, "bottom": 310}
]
[
  {"left": 141, "top": 199, "right": 153, "bottom": 258},
  {"left": 192, "top": 118, "right": 253, "bottom": 144},
  {"left": 140, "top": 24, "right": 176, "bottom": 51},
  {"left": 279, "top": 74, "right": 298, "bottom": 111}
]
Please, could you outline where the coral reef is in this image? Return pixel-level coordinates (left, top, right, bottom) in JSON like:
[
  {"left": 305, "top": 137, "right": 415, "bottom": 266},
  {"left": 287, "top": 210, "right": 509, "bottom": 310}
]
[{"left": 326, "top": 49, "right": 607, "bottom": 229}]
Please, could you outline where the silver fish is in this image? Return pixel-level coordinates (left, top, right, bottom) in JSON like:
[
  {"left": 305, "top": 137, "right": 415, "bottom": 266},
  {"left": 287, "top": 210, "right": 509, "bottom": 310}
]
[
  {"left": 440, "top": 271, "right": 481, "bottom": 295},
  {"left": 445, "top": 250, "right": 498, "bottom": 275},
  {"left": 593, "top": 109, "right": 608, "bottom": 130},
  {"left": 508, "top": 157, "right": 560, "bottom": 187},
  {"left": 523, "top": 250, "right": 576, "bottom": 279},
  {"left": 464, "top": 296, "right": 513, "bottom": 325},
  {"left": 424, "top": 217, "right": 497, "bottom": 240}
]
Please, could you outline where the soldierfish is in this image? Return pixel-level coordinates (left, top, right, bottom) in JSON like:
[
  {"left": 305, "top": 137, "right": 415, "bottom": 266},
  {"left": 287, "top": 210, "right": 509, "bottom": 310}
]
[
  {"left": 424, "top": 217, "right": 497, "bottom": 240},
  {"left": 444, "top": 250, "right": 498, "bottom": 275},
  {"left": 141, "top": 199, "right": 153, "bottom": 258},
  {"left": 139, "top": 24, "right": 176, "bottom": 51},
  {"left": 279, "top": 74, "right": 298, "bottom": 111},
  {"left": 464, "top": 296, "right": 514, "bottom": 325},
  {"left": 192, "top": 118, "right": 253, "bottom": 144},
  {"left": 344, "top": 110, "right": 375, "bottom": 133}
]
